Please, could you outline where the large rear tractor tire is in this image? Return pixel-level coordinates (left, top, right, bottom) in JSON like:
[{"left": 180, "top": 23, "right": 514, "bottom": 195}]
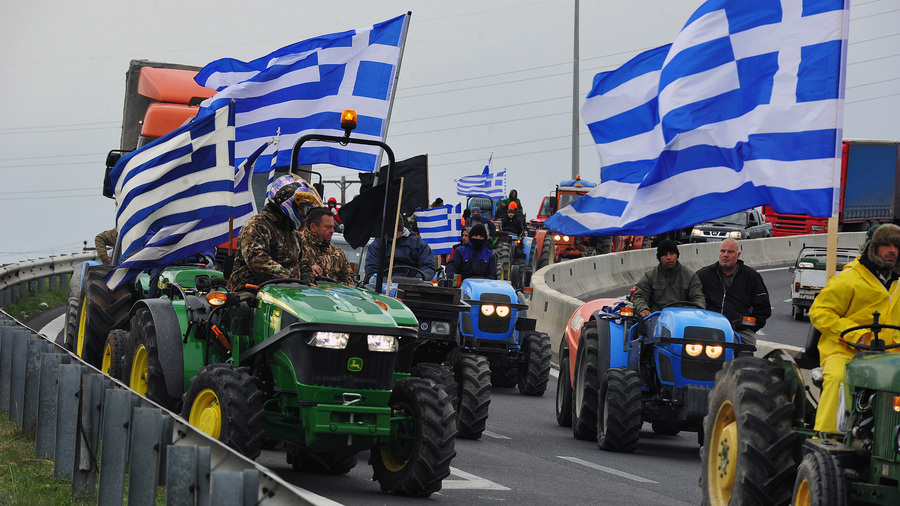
[
  {"left": 131, "top": 307, "right": 181, "bottom": 411},
  {"left": 597, "top": 367, "right": 642, "bottom": 452},
  {"left": 518, "top": 331, "right": 551, "bottom": 396},
  {"left": 538, "top": 235, "right": 555, "bottom": 269},
  {"left": 556, "top": 355, "right": 573, "bottom": 427},
  {"left": 79, "top": 267, "right": 134, "bottom": 367},
  {"left": 455, "top": 354, "right": 491, "bottom": 439},
  {"left": 792, "top": 451, "right": 845, "bottom": 506},
  {"left": 370, "top": 377, "right": 456, "bottom": 497},
  {"left": 701, "top": 357, "right": 799, "bottom": 506},
  {"left": 572, "top": 327, "right": 600, "bottom": 440},
  {"left": 181, "top": 363, "right": 265, "bottom": 460}
]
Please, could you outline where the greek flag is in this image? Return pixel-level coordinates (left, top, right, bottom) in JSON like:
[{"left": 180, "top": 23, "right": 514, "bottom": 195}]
[
  {"left": 104, "top": 103, "right": 254, "bottom": 289},
  {"left": 456, "top": 164, "right": 507, "bottom": 199},
  {"left": 415, "top": 203, "right": 462, "bottom": 255},
  {"left": 195, "top": 13, "right": 410, "bottom": 174},
  {"left": 546, "top": 0, "right": 849, "bottom": 236}
]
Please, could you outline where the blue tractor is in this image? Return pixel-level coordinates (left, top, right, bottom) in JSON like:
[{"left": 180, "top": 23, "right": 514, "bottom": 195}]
[
  {"left": 457, "top": 278, "right": 551, "bottom": 395},
  {"left": 557, "top": 299, "right": 753, "bottom": 452}
]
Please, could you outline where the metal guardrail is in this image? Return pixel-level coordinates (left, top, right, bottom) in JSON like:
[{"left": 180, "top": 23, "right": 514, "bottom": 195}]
[
  {"left": 0, "top": 253, "right": 97, "bottom": 306},
  {"left": 0, "top": 310, "right": 325, "bottom": 505}
]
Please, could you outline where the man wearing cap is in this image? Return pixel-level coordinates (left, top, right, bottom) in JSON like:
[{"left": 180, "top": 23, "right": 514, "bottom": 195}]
[
  {"left": 446, "top": 223, "right": 497, "bottom": 281},
  {"left": 809, "top": 223, "right": 900, "bottom": 433},
  {"left": 500, "top": 201, "right": 526, "bottom": 236},
  {"left": 466, "top": 207, "right": 496, "bottom": 238},
  {"left": 697, "top": 238, "right": 771, "bottom": 346},
  {"left": 632, "top": 239, "right": 705, "bottom": 318}
]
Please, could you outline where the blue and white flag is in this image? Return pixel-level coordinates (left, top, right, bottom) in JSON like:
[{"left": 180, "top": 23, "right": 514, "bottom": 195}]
[
  {"left": 195, "top": 13, "right": 410, "bottom": 174},
  {"left": 415, "top": 203, "right": 462, "bottom": 255},
  {"left": 455, "top": 162, "right": 507, "bottom": 199},
  {"left": 547, "top": 0, "right": 849, "bottom": 236},
  {"left": 104, "top": 103, "right": 254, "bottom": 289}
]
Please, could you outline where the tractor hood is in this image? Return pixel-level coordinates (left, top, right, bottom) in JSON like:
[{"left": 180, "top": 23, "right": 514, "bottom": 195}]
[
  {"left": 653, "top": 307, "right": 736, "bottom": 343},
  {"left": 845, "top": 353, "right": 900, "bottom": 393},
  {"left": 461, "top": 278, "right": 518, "bottom": 303},
  {"left": 257, "top": 282, "right": 417, "bottom": 328}
]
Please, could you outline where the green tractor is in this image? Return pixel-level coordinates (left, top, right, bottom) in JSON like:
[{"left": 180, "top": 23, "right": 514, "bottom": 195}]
[{"left": 700, "top": 313, "right": 900, "bottom": 505}]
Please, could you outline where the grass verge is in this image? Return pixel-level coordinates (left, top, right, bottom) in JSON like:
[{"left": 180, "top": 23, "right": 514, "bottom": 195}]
[{"left": 1, "top": 289, "right": 68, "bottom": 322}]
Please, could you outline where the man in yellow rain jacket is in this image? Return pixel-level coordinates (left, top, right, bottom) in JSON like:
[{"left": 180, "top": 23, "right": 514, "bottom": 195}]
[{"left": 809, "top": 223, "right": 900, "bottom": 433}]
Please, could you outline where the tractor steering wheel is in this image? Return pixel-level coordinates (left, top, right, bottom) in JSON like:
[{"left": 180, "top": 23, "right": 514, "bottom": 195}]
[{"left": 381, "top": 265, "right": 428, "bottom": 281}]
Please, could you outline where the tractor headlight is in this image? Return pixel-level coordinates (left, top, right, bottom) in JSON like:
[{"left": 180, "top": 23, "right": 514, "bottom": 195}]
[
  {"left": 705, "top": 345, "right": 723, "bottom": 359},
  {"left": 685, "top": 344, "right": 703, "bottom": 356},
  {"left": 563, "top": 235, "right": 570, "bottom": 242},
  {"left": 367, "top": 334, "right": 397, "bottom": 352},
  {"left": 481, "top": 304, "right": 495, "bottom": 316},
  {"left": 430, "top": 322, "right": 450, "bottom": 335},
  {"left": 553, "top": 234, "right": 562, "bottom": 241},
  {"left": 308, "top": 332, "right": 349, "bottom": 349},
  {"left": 496, "top": 305, "right": 510, "bottom": 317}
]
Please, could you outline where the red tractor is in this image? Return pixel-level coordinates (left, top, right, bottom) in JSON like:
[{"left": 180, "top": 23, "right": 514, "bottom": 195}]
[{"left": 531, "top": 176, "right": 600, "bottom": 263}]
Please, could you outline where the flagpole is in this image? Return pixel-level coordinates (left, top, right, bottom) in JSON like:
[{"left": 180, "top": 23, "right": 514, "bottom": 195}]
[
  {"left": 571, "top": 0, "right": 580, "bottom": 179},
  {"left": 385, "top": 177, "right": 405, "bottom": 292}
]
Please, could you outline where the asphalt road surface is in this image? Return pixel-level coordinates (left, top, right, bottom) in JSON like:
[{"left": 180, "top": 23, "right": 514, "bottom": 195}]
[{"left": 28, "top": 264, "right": 804, "bottom": 505}]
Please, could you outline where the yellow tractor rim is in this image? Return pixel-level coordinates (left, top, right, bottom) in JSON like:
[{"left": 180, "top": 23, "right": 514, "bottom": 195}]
[
  {"left": 130, "top": 344, "right": 148, "bottom": 396},
  {"left": 77, "top": 298, "right": 89, "bottom": 357},
  {"left": 189, "top": 389, "right": 222, "bottom": 440},
  {"left": 102, "top": 339, "right": 113, "bottom": 375},
  {"left": 708, "top": 399, "right": 738, "bottom": 506},
  {"left": 794, "top": 476, "right": 810, "bottom": 506},
  {"left": 380, "top": 401, "right": 414, "bottom": 472}
]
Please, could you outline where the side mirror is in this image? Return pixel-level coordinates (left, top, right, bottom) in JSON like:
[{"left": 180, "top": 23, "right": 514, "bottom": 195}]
[{"left": 103, "top": 150, "right": 130, "bottom": 199}]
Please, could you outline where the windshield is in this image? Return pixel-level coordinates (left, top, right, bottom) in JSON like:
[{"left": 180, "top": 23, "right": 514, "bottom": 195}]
[
  {"left": 558, "top": 192, "right": 583, "bottom": 209},
  {"left": 710, "top": 212, "right": 747, "bottom": 225},
  {"left": 539, "top": 197, "right": 557, "bottom": 217}
]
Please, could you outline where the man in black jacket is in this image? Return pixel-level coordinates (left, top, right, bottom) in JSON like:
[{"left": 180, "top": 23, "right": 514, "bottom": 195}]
[{"left": 697, "top": 238, "right": 771, "bottom": 346}]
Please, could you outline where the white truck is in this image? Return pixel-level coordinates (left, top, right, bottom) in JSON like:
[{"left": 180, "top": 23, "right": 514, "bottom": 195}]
[{"left": 789, "top": 246, "right": 859, "bottom": 320}]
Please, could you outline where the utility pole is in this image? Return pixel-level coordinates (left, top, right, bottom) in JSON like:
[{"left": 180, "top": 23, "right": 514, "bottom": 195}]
[{"left": 571, "top": 0, "right": 580, "bottom": 179}]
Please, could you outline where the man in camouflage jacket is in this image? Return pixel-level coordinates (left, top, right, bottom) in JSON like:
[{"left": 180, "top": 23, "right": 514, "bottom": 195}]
[
  {"left": 95, "top": 228, "right": 118, "bottom": 265},
  {"left": 300, "top": 207, "right": 354, "bottom": 285},
  {"left": 227, "top": 175, "right": 320, "bottom": 291}
]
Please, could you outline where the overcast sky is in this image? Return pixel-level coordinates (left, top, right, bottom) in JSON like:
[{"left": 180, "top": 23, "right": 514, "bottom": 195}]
[{"left": 1, "top": 0, "right": 898, "bottom": 265}]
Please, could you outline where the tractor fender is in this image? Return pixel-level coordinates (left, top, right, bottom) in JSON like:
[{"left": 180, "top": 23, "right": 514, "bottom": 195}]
[
  {"left": 588, "top": 314, "right": 630, "bottom": 370},
  {"left": 131, "top": 298, "right": 184, "bottom": 399}
]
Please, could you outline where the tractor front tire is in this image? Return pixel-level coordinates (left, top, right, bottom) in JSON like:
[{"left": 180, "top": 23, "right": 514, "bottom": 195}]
[
  {"left": 556, "top": 355, "right": 573, "bottom": 427},
  {"left": 63, "top": 266, "right": 85, "bottom": 351},
  {"left": 370, "top": 377, "right": 456, "bottom": 497},
  {"left": 792, "top": 451, "right": 845, "bottom": 506},
  {"left": 701, "top": 357, "right": 798, "bottom": 506},
  {"left": 597, "top": 367, "right": 642, "bottom": 452},
  {"left": 456, "top": 354, "right": 491, "bottom": 440},
  {"left": 412, "top": 363, "right": 458, "bottom": 414},
  {"left": 182, "top": 363, "right": 265, "bottom": 460},
  {"left": 538, "top": 236, "right": 555, "bottom": 269},
  {"left": 102, "top": 329, "right": 128, "bottom": 381},
  {"left": 572, "top": 327, "right": 600, "bottom": 440},
  {"left": 518, "top": 331, "right": 551, "bottom": 396},
  {"left": 131, "top": 307, "right": 181, "bottom": 411}
]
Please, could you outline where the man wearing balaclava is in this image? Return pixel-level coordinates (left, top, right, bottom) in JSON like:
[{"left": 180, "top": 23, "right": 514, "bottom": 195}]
[
  {"left": 810, "top": 223, "right": 900, "bottom": 433},
  {"left": 445, "top": 224, "right": 497, "bottom": 281},
  {"left": 632, "top": 239, "right": 705, "bottom": 318}
]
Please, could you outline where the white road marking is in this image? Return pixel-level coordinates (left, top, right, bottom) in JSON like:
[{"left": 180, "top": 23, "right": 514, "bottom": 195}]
[
  {"left": 440, "top": 467, "right": 511, "bottom": 490},
  {"left": 558, "top": 456, "right": 657, "bottom": 483},
  {"left": 482, "top": 430, "right": 511, "bottom": 440},
  {"left": 759, "top": 266, "right": 788, "bottom": 273},
  {"left": 783, "top": 298, "right": 791, "bottom": 303},
  {"left": 42, "top": 314, "right": 65, "bottom": 341},
  {"left": 550, "top": 367, "right": 559, "bottom": 379}
]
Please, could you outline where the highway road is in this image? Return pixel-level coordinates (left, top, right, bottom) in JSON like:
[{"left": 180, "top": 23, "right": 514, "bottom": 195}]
[{"left": 29, "top": 263, "right": 807, "bottom": 505}]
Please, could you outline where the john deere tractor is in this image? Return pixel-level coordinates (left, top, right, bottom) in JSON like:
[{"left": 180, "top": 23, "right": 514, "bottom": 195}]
[{"left": 701, "top": 313, "right": 900, "bottom": 505}]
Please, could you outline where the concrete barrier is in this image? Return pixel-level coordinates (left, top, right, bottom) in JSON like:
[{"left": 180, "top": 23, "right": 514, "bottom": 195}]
[{"left": 531, "top": 232, "right": 866, "bottom": 361}]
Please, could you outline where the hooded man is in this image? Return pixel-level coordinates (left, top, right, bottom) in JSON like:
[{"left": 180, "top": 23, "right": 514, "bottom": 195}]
[
  {"left": 632, "top": 239, "right": 705, "bottom": 318},
  {"left": 364, "top": 216, "right": 436, "bottom": 281},
  {"left": 445, "top": 223, "right": 497, "bottom": 280},
  {"left": 810, "top": 223, "right": 900, "bottom": 433}
]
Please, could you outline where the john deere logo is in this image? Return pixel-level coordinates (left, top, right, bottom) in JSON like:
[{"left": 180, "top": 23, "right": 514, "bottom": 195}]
[{"left": 348, "top": 357, "right": 363, "bottom": 372}]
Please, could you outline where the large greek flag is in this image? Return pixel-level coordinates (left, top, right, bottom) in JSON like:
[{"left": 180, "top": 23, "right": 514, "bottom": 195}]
[
  {"left": 415, "top": 204, "right": 462, "bottom": 255},
  {"left": 195, "top": 13, "right": 410, "bottom": 174},
  {"left": 104, "top": 103, "right": 254, "bottom": 289},
  {"left": 546, "top": 0, "right": 849, "bottom": 236},
  {"left": 456, "top": 165, "right": 507, "bottom": 199}
]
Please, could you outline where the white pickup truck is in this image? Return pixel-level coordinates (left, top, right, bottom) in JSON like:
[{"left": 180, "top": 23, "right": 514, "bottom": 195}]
[{"left": 789, "top": 247, "right": 859, "bottom": 320}]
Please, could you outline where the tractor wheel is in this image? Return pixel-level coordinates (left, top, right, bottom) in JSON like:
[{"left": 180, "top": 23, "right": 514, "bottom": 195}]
[
  {"left": 102, "top": 329, "right": 128, "bottom": 381},
  {"left": 518, "top": 331, "right": 551, "bottom": 396},
  {"left": 525, "top": 239, "right": 538, "bottom": 286},
  {"left": 412, "top": 363, "right": 459, "bottom": 414},
  {"left": 63, "top": 266, "right": 85, "bottom": 351},
  {"left": 597, "top": 367, "right": 642, "bottom": 452},
  {"left": 181, "top": 363, "right": 265, "bottom": 460},
  {"left": 490, "top": 366, "right": 518, "bottom": 388},
  {"left": 123, "top": 329, "right": 148, "bottom": 396},
  {"left": 455, "top": 354, "right": 491, "bottom": 439},
  {"left": 701, "top": 357, "right": 799, "bottom": 506},
  {"left": 572, "top": 327, "right": 600, "bottom": 440},
  {"left": 538, "top": 236, "right": 555, "bottom": 269},
  {"left": 78, "top": 267, "right": 133, "bottom": 367},
  {"left": 651, "top": 421, "right": 681, "bottom": 436},
  {"left": 287, "top": 446, "right": 358, "bottom": 475},
  {"left": 510, "top": 262, "right": 525, "bottom": 291},
  {"left": 792, "top": 451, "right": 845, "bottom": 506},
  {"left": 556, "top": 355, "right": 573, "bottom": 427},
  {"left": 131, "top": 307, "right": 181, "bottom": 411},
  {"left": 495, "top": 241, "right": 511, "bottom": 280},
  {"left": 792, "top": 305, "right": 804, "bottom": 321},
  {"left": 370, "top": 377, "right": 456, "bottom": 497}
]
